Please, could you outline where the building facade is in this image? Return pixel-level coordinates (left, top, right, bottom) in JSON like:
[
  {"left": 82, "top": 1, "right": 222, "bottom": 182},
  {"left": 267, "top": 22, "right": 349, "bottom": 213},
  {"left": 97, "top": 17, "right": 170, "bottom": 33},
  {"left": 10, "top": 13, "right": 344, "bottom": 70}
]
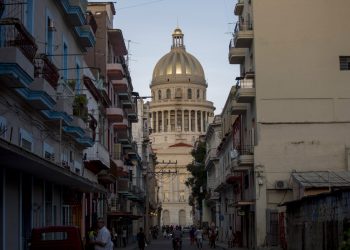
[
  {"left": 224, "top": 0, "right": 350, "bottom": 248},
  {"left": 149, "top": 27, "right": 215, "bottom": 226},
  {"left": 0, "top": 0, "right": 100, "bottom": 249}
]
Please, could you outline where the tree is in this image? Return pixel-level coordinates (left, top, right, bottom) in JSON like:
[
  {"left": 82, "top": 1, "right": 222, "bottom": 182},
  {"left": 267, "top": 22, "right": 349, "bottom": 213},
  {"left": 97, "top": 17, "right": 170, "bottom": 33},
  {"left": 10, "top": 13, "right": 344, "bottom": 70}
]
[{"left": 185, "top": 140, "right": 207, "bottom": 214}]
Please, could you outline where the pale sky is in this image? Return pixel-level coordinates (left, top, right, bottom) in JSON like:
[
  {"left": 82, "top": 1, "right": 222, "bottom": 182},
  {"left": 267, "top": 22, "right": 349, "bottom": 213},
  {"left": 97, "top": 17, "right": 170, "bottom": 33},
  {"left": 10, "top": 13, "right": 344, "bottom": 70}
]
[{"left": 94, "top": 0, "right": 240, "bottom": 114}]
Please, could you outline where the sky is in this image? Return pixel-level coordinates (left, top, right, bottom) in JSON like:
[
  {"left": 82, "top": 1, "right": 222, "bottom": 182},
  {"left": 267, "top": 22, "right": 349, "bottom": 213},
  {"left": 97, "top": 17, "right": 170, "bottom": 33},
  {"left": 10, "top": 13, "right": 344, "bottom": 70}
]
[{"left": 95, "top": 0, "right": 240, "bottom": 114}]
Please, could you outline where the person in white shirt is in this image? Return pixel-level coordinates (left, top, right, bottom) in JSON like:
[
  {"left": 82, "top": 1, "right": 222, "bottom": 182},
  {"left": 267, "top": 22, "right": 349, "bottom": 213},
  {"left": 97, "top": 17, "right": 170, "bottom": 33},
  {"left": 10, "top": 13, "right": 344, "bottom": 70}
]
[{"left": 92, "top": 218, "right": 114, "bottom": 250}]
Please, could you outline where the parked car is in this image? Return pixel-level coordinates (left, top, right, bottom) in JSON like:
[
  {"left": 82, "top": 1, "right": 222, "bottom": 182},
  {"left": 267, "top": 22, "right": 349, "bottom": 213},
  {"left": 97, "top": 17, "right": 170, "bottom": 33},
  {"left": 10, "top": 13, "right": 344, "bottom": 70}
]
[{"left": 29, "top": 226, "right": 84, "bottom": 250}]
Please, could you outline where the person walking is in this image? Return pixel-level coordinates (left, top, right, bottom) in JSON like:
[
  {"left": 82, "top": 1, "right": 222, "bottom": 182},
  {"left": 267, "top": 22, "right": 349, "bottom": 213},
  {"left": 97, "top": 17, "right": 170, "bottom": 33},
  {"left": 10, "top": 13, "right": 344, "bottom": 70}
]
[
  {"left": 136, "top": 227, "right": 146, "bottom": 250},
  {"left": 227, "top": 226, "right": 234, "bottom": 248},
  {"left": 122, "top": 228, "right": 127, "bottom": 247},
  {"left": 194, "top": 227, "right": 203, "bottom": 249},
  {"left": 91, "top": 218, "right": 114, "bottom": 250}
]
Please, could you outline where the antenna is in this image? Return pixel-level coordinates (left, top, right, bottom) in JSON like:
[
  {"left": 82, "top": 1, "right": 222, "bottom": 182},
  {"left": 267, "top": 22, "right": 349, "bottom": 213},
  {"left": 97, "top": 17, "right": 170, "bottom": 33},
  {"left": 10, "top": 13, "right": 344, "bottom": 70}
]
[{"left": 125, "top": 39, "right": 139, "bottom": 67}]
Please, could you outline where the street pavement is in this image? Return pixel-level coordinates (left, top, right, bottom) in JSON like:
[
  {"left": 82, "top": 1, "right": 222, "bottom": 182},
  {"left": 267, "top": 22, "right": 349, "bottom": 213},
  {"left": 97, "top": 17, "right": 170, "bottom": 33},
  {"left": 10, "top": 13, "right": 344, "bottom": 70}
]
[{"left": 120, "top": 236, "right": 229, "bottom": 250}]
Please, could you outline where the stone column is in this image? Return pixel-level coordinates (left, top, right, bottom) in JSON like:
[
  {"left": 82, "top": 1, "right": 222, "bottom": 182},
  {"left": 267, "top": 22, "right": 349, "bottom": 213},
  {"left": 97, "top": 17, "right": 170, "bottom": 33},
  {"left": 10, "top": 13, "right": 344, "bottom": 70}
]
[
  {"left": 195, "top": 110, "right": 197, "bottom": 132},
  {"left": 162, "top": 111, "right": 165, "bottom": 132},
  {"left": 182, "top": 109, "right": 185, "bottom": 132},
  {"left": 189, "top": 110, "right": 192, "bottom": 132}
]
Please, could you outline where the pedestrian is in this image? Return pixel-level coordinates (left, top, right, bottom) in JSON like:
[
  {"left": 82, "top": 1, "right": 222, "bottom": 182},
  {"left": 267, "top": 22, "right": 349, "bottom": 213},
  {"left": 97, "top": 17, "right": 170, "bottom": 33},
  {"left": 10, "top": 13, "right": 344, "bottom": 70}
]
[
  {"left": 111, "top": 228, "right": 118, "bottom": 248},
  {"left": 227, "top": 226, "right": 233, "bottom": 248},
  {"left": 209, "top": 227, "right": 216, "bottom": 248},
  {"left": 91, "top": 218, "right": 114, "bottom": 250},
  {"left": 189, "top": 227, "right": 195, "bottom": 245},
  {"left": 137, "top": 227, "right": 146, "bottom": 250},
  {"left": 122, "top": 227, "right": 127, "bottom": 247},
  {"left": 194, "top": 227, "right": 203, "bottom": 249}
]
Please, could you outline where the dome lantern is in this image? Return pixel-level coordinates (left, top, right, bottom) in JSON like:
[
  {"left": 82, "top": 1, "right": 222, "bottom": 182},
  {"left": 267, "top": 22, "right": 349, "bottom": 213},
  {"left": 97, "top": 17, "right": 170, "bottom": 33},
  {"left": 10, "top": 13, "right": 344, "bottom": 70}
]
[{"left": 172, "top": 27, "right": 184, "bottom": 49}]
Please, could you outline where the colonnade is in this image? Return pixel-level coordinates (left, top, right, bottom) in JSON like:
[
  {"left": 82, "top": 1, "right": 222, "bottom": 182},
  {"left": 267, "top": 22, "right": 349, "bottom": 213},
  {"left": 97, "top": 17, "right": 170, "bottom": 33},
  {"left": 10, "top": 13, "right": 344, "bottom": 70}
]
[{"left": 151, "top": 109, "right": 211, "bottom": 133}]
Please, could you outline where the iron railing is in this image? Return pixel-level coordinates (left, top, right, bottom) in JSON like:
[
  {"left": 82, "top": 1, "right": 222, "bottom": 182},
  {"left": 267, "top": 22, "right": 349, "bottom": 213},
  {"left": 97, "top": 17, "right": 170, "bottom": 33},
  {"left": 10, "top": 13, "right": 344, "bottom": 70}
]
[
  {"left": 34, "top": 54, "right": 59, "bottom": 88},
  {"left": 0, "top": 18, "right": 37, "bottom": 62}
]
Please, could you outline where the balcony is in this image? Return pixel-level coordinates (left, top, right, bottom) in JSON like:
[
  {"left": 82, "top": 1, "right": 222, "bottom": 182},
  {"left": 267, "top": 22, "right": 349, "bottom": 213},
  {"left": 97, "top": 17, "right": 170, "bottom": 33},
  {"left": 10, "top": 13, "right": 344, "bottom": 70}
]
[
  {"left": 112, "top": 78, "right": 129, "bottom": 92},
  {"left": 117, "top": 130, "right": 132, "bottom": 147},
  {"left": 118, "top": 91, "right": 132, "bottom": 101},
  {"left": 85, "top": 142, "right": 110, "bottom": 172},
  {"left": 226, "top": 172, "right": 243, "bottom": 185},
  {"left": 76, "top": 136, "right": 94, "bottom": 148},
  {"left": 235, "top": 78, "right": 255, "bottom": 103},
  {"left": 15, "top": 87, "right": 56, "bottom": 110},
  {"left": 231, "top": 100, "right": 248, "bottom": 115},
  {"left": 234, "top": 0, "right": 244, "bottom": 15},
  {"left": 205, "top": 148, "right": 219, "bottom": 170},
  {"left": 75, "top": 25, "right": 96, "bottom": 49},
  {"left": 106, "top": 107, "right": 123, "bottom": 123},
  {"left": 126, "top": 105, "right": 138, "bottom": 123},
  {"left": 107, "top": 63, "right": 124, "bottom": 81},
  {"left": 34, "top": 54, "right": 59, "bottom": 88},
  {"left": 121, "top": 100, "right": 133, "bottom": 109},
  {"left": 0, "top": 19, "right": 37, "bottom": 88},
  {"left": 55, "top": 81, "right": 75, "bottom": 115},
  {"left": 117, "top": 178, "right": 130, "bottom": 193},
  {"left": 236, "top": 144, "right": 254, "bottom": 168},
  {"left": 233, "top": 21, "right": 254, "bottom": 48},
  {"left": 108, "top": 29, "right": 127, "bottom": 56},
  {"left": 113, "top": 119, "right": 129, "bottom": 131},
  {"left": 229, "top": 39, "right": 245, "bottom": 64},
  {"left": 98, "top": 170, "right": 116, "bottom": 184},
  {"left": 57, "top": 0, "right": 87, "bottom": 26},
  {"left": 41, "top": 110, "right": 72, "bottom": 126}
]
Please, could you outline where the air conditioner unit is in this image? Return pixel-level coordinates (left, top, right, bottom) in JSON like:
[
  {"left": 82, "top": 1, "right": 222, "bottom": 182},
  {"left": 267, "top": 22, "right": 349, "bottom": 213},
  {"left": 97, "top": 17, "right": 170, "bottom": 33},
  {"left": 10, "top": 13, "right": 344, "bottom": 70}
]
[
  {"left": 230, "top": 149, "right": 239, "bottom": 159},
  {"left": 275, "top": 180, "right": 288, "bottom": 190}
]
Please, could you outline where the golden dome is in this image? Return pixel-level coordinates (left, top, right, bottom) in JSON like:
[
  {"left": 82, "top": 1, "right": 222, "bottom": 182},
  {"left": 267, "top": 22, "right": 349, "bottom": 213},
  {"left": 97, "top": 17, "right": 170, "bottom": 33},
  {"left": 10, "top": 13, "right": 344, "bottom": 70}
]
[
  {"left": 152, "top": 28, "right": 205, "bottom": 85},
  {"left": 173, "top": 27, "right": 183, "bottom": 35}
]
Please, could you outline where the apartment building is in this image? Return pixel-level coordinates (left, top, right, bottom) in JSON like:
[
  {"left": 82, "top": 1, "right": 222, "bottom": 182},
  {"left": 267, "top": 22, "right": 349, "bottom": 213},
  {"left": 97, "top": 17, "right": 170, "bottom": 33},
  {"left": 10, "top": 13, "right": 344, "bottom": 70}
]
[
  {"left": 226, "top": 0, "right": 350, "bottom": 248},
  {"left": 0, "top": 0, "right": 102, "bottom": 249},
  {"left": 85, "top": 2, "right": 143, "bottom": 242}
]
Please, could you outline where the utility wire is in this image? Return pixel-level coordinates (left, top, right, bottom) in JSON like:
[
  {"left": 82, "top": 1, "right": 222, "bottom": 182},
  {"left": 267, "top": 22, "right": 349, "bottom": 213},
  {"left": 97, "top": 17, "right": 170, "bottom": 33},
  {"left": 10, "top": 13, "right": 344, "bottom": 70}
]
[{"left": 118, "top": 0, "right": 168, "bottom": 10}]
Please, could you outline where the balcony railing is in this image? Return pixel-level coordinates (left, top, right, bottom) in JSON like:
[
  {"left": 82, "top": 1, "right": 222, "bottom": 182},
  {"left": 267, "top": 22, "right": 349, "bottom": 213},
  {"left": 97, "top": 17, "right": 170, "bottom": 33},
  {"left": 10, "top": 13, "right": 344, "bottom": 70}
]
[
  {"left": 235, "top": 144, "right": 254, "bottom": 155},
  {"left": 0, "top": 18, "right": 37, "bottom": 62},
  {"left": 233, "top": 20, "right": 254, "bottom": 48},
  {"left": 34, "top": 54, "right": 59, "bottom": 88},
  {"left": 234, "top": 21, "right": 253, "bottom": 33},
  {"left": 236, "top": 78, "right": 254, "bottom": 89}
]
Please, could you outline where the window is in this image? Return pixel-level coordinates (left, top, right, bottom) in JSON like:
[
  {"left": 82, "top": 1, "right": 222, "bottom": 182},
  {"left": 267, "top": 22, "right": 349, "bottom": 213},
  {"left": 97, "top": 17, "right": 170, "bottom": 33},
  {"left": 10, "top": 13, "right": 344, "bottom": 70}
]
[
  {"left": 158, "top": 90, "right": 162, "bottom": 100},
  {"left": 43, "top": 142, "right": 54, "bottom": 161},
  {"left": 166, "top": 89, "right": 171, "bottom": 99},
  {"left": 175, "top": 88, "right": 182, "bottom": 98},
  {"left": 340, "top": 56, "right": 350, "bottom": 70},
  {"left": 0, "top": 116, "right": 7, "bottom": 139},
  {"left": 19, "top": 128, "right": 33, "bottom": 152},
  {"left": 63, "top": 43, "right": 68, "bottom": 80},
  {"left": 187, "top": 89, "right": 192, "bottom": 99},
  {"left": 47, "top": 16, "right": 54, "bottom": 58},
  {"left": 197, "top": 89, "right": 200, "bottom": 99}
]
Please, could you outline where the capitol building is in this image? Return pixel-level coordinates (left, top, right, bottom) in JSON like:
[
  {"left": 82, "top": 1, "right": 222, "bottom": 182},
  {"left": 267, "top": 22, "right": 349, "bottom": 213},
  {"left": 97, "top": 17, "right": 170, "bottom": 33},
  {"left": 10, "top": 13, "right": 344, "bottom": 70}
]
[{"left": 149, "top": 27, "right": 215, "bottom": 226}]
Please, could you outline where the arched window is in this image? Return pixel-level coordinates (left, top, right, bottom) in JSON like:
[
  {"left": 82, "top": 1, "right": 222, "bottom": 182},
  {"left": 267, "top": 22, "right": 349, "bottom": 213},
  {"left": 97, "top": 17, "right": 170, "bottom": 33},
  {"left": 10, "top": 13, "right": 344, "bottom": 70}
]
[
  {"left": 175, "top": 88, "right": 182, "bottom": 98},
  {"left": 166, "top": 89, "right": 171, "bottom": 99},
  {"left": 158, "top": 90, "right": 162, "bottom": 100},
  {"left": 179, "top": 210, "right": 186, "bottom": 226},
  {"left": 187, "top": 89, "right": 192, "bottom": 99},
  {"left": 163, "top": 210, "right": 170, "bottom": 226}
]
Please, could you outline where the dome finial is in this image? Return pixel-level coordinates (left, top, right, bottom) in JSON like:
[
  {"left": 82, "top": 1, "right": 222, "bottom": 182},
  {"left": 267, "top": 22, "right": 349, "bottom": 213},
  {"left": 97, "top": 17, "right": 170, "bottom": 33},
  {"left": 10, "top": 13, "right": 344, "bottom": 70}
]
[{"left": 172, "top": 26, "right": 184, "bottom": 49}]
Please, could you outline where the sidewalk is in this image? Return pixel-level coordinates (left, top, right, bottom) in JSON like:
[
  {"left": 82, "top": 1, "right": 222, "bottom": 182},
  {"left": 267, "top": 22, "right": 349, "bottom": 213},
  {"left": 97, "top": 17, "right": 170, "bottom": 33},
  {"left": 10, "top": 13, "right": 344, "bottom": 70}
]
[
  {"left": 114, "top": 242, "right": 138, "bottom": 250},
  {"left": 215, "top": 241, "right": 249, "bottom": 250}
]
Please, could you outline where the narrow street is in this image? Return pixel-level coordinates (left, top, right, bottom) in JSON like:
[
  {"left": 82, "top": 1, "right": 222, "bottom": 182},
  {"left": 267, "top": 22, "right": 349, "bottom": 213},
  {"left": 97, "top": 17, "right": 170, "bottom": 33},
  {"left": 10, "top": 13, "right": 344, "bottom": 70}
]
[{"left": 139, "top": 236, "right": 227, "bottom": 250}]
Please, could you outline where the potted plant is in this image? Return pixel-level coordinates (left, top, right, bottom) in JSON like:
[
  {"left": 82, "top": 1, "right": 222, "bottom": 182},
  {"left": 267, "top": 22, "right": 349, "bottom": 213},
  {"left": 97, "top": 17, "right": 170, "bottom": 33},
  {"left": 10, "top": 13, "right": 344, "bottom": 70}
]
[{"left": 73, "top": 94, "right": 88, "bottom": 122}]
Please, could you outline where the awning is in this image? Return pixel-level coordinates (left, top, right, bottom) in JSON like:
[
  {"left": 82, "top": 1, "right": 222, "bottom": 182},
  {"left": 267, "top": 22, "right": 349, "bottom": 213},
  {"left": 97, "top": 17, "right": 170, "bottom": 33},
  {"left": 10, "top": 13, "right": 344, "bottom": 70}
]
[{"left": 0, "top": 138, "right": 106, "bottom": 193}]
